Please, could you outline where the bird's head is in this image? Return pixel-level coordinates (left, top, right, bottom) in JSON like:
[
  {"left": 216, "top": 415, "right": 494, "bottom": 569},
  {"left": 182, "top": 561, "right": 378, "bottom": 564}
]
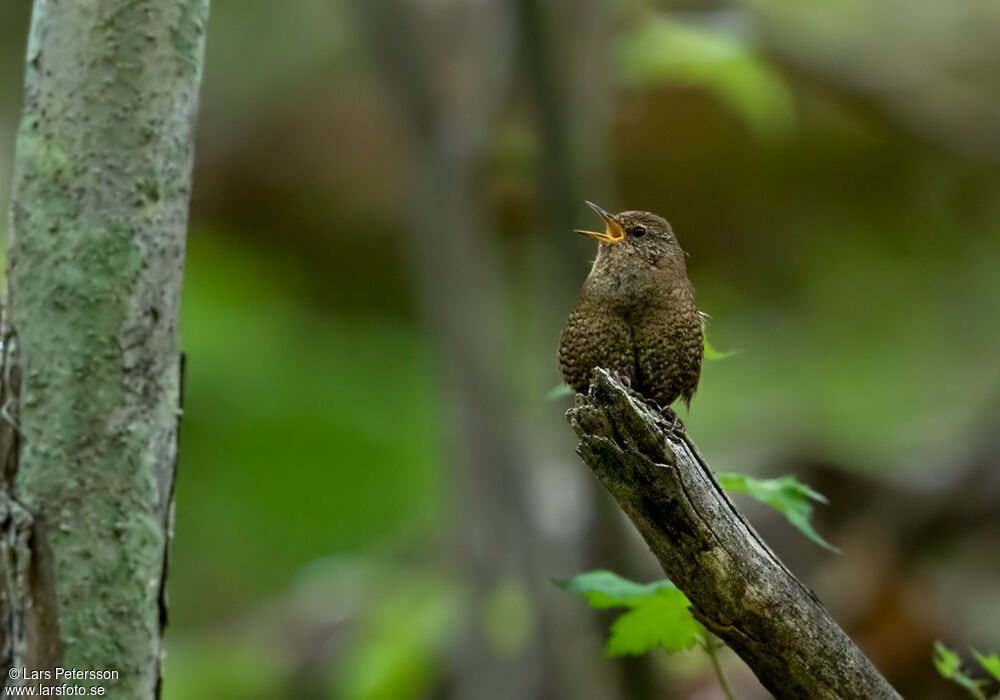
[{"left": 576, "top": 201, "right": 685, "bottom": 267}]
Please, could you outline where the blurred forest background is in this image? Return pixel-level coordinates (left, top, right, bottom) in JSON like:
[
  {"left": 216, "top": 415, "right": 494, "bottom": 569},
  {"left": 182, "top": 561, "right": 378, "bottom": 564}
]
[{"left": 2, "top": 1, "right": 1000, "bottom": 698}]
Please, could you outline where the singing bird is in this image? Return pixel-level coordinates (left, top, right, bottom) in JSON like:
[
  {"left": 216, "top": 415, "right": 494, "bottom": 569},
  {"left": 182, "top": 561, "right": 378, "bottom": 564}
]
[{"left": 558, "top": 201, "right": 703, "bottom": 412}]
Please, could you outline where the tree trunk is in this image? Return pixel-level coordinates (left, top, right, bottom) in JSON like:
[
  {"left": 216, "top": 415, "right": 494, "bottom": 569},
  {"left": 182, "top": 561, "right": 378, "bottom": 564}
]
[{"left": 0, "top": 1, "right": 209, "bottom": 697}]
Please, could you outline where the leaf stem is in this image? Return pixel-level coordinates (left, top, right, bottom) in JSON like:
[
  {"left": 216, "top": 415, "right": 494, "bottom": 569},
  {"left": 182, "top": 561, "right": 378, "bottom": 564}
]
[{"left": 703, "top": 634, "right": 736, "bottom": 700}]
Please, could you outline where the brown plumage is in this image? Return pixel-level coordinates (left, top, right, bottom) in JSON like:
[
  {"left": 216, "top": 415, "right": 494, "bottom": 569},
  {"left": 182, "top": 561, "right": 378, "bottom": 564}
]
[{"left": 559, "top": 202, "right": 703, "bottom": 409}]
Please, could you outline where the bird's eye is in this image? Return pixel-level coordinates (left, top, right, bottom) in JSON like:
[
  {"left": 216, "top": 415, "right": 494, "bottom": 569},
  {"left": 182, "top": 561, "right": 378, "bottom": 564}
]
[{"left": 632, "top": 225, "right": 646, "bottom": 237}]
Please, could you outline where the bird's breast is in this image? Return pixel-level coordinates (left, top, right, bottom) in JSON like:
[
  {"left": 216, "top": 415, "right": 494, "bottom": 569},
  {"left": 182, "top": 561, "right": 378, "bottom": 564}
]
[{"left": 585, "top": 260, "right": 662, "bottom": 312}]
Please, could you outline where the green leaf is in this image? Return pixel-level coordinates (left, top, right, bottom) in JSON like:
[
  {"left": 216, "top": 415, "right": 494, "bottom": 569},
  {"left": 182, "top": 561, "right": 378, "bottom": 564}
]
[
  {"left": 704, "top": 337, "right": 737, "bottom": 361},
  {"left": 718, "top": 472, "right": 838, "bottom": 551},
  {"left": 554, "top": 570, "right": 677, "bottom": 609},
  {"left": 935, "top": 642, "right": 963, "bottom": 677},
  {"left": 973, "top": 650, "right": 1000, "bottom": 682},
  {"left": 546, "top": 383, "right": 575, "bottom": 400},
  {"left": 556, "top": 571, "right": 702, "bottom": 656},
  {"left": 606, "top": 590, "right": 703, "bottom": 656},
  {"left": 934, "top": 642, "right": 991, "bottom": 698}
]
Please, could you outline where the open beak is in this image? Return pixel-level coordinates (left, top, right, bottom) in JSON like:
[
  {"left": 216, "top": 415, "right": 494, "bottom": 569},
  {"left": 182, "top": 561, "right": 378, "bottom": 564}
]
[{"left": 575, "top": 201, "right": 625, "bottom": 243}]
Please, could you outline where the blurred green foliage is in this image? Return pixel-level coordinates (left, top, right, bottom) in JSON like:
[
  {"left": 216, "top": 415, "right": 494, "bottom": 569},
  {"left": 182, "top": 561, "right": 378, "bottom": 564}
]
[
  {"left": 934, "top": 642, "right": 1000, "bottom": 700},
  {"left": 330, "top": 571, "right": 461, "bottom": 700},
  {"left": 172, "top": 232, "right": 446, "bottom": 624},
  {"left": 618, "top": 14, "right": 795, "bottom": 136},
  {"left": 163, "top": 639, "right": 286, "bottom": 700},
  {"left": 480, "top": 577, "right": 536, "bottom": 657},
  {"left": 978, "top": 653, "right": 1000, "bottom": 684}
]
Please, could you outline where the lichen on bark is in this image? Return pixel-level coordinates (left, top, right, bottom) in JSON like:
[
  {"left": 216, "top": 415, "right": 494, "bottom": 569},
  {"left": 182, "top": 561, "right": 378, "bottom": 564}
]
[{"left": 2, "top": 1, "right": 209, "bottom": 697}]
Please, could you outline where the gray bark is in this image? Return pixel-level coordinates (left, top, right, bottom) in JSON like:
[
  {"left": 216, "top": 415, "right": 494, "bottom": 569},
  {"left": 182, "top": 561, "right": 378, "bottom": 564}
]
[
  {"left": 568, "top": 368, "right": 902, "bottom": 700},
  {"left": 0, "top": 1, "right": 209, "bottom": 697}
]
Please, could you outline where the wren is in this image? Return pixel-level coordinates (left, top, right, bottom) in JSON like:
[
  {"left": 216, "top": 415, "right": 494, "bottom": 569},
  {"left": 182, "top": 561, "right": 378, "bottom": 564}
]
[{"left": 559, "top": 201, "right": 703, "bottom": 411}]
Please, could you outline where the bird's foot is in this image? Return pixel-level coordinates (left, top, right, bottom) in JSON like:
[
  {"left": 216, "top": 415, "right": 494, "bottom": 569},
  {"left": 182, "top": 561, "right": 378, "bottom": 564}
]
[
  {"left": 609, "top": 369, "right": 631, "bottom": 389},
  {"left": 658, "top": 404, "right": 685, "bottom": 435}
]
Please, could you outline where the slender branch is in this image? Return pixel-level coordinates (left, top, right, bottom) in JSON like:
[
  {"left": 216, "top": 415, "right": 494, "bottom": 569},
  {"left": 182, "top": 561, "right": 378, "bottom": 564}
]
[{"left": 567, "top": 369, "right": 902, "bottom": 700}]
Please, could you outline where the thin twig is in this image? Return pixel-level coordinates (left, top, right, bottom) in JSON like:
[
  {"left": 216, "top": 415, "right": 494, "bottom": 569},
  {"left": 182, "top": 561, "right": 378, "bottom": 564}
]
[{"left": 703, "top": 634, "right": 736, "bottom": 700}]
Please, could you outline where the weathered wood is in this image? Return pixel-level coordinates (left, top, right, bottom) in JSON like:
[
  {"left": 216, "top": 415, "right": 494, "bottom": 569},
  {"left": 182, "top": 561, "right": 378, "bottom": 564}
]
[{"left": 567, "top": 368, "right": 901, "bottom": 700}]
